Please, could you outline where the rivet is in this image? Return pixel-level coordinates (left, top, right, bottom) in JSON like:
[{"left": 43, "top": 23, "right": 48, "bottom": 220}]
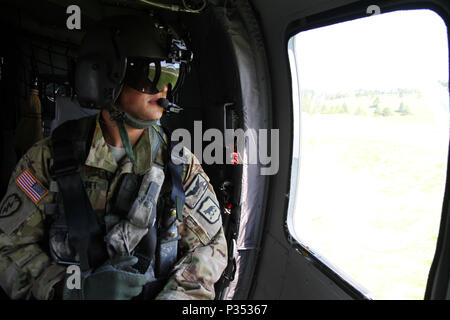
[
  {"left": 170, "top": 232, "right": 175, "bottom": 237},
  {"left": 170, "top": 209, "right": 176, "bottom": 216}
]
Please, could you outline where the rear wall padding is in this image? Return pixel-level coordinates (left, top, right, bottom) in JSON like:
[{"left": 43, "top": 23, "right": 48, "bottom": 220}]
[{"left": 182, "top": 2, "right": 272, "bottom": 300}]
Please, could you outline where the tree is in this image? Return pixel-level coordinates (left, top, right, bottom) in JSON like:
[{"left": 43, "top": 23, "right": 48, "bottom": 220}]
[
  {"left": 373, "top": 97, "right": 380, "bottom": 106},
  {"left": 320, "top": 105, "right": 329, "bottom": 114},
  {"left": 302, "top": 102, "right": 311, "bottom": 114},
  {"left": 382, "top": 107, "right": 393, "bottom": 117},
  {"left": 397, "top": 102, "right": 412, "bottom": 116},
  {"left": 330, "top": 106, "right": 339, "bottom": 114},
  {"left": 340, "top": 103, "right": 349, "bottom": 114},
  {"left": 354, "top": 107, "right": 367, "bottom": 116},
  {"left": 369, "top": 96, "right": 380, "bottom": 110},
  {"left": 401, "top": 105, "right": 412, "bottom": 116},
  {"left": 374, "top": 105, "right": 383, "bottom": 116}
]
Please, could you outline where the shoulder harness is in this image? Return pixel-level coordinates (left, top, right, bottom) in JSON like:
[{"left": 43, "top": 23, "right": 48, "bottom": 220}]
[{"left": 49, "top": 116, "right": 185, "bottom": 299}]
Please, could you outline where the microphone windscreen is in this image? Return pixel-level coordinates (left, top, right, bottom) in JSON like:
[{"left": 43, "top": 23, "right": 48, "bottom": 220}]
[{"left": 157, "top": 98, "right": 169, "bottom": 108}]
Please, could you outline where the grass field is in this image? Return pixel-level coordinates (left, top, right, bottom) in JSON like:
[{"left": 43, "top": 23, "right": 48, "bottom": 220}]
[{"left": 293, "top": 106, "right": 448, "bottom": 299}]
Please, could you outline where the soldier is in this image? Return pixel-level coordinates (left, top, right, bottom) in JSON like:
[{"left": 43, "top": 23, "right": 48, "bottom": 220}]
[{"left": 0, "top": 15, "right": 227, "bottom": 300}]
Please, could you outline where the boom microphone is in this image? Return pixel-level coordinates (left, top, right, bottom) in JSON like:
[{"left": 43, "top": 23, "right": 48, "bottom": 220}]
[{"left": 157, "top": 98, "right": 184, "bottom": 114}]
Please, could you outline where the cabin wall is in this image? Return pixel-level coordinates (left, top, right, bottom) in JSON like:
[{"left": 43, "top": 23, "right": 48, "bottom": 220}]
[{"left": 249, "top": 0, "right": 450, "bottom": 300}]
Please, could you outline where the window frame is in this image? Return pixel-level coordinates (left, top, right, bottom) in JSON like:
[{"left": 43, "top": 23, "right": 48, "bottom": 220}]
[{"left": 284, "top": 1, "right": 450, "bottom": 300}]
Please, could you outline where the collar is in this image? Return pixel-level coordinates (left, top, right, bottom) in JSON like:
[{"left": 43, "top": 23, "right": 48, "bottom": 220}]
[{"left": 84, "top": 113, "right": 152, "bottom": 175}]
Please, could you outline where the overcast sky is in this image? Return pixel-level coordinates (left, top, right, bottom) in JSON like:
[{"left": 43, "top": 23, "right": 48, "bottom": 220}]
[{"left": 293, "top": 9, "right": 449, "bottom": 93}]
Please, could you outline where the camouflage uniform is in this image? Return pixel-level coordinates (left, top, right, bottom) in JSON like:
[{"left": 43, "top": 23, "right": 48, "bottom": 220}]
[{"left": 0, "top": 114, "right": 227, "bottom": 300}]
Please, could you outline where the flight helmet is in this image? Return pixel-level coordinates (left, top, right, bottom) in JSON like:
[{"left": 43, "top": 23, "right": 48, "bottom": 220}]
[{"left": 74, "top": 15, "right": 192, "bottom": 165}]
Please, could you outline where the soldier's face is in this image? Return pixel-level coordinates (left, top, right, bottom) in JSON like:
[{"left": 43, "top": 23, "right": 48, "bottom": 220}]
[{"left": 117, "top": 85, "right": 168, "bottom": 120}]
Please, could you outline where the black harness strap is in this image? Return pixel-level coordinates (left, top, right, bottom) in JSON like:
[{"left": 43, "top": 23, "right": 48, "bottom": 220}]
[
  {"left": 154, "top": 138, "right": 185, "bottom": 276},
  {"left": 50, "top": 116, "right": 107, "bottom": 272},
  {"left": 158, "top": 127, "right": 185, "bottom": 279},
  {"left": 163, "top": 125, "right": 186, "bottom": 223}
]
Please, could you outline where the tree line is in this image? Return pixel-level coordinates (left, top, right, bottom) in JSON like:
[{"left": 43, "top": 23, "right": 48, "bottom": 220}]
[{"left": 301, "top": 93, "right": 413, "bottom": 117}]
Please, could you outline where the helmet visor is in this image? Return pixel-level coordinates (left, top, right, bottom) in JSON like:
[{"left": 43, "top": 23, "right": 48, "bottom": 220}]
[{"left": 124, "top": 58, "right": 180, "bottom": 94}]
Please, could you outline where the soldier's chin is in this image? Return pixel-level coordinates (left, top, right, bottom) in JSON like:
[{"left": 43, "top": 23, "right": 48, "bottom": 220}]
[
  {"left": 150, "top": 105, "right": 164, "bottom": 120},
  {"left": 138, "top": 108, "right": 163, "bottom": 121}
]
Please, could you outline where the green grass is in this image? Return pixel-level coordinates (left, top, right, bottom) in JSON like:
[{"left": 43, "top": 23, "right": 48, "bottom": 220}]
[{"left": 294, "top": 111, "right": 448, "bottom": 299}]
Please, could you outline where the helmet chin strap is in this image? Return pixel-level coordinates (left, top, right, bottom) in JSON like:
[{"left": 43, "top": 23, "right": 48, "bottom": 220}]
[{"left": 108, "top": 106, "right": 159, "bottom": 167}]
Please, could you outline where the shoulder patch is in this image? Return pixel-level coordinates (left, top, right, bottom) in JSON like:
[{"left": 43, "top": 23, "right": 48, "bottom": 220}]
[
  {"left": 185, "top": 173, "right": 209, "bottom": 209},
  {"left": 184, "top": 173, "right": 222, "bottom": 242},
  {"left": 0, "top": 186, "right": 40, "bottom": 235},
  {"left": 15, "top": 169, "right": 48, "bottom": 204},
  {"left": 197, "top": 196, "right": 221, "bottom": 224},
  {"left": 0, "top": 194, "right": 22, "bottom": 218}
]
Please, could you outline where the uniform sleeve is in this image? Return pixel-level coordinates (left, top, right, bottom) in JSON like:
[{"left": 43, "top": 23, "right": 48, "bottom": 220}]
[
  {"left": 156, "top": 148, "right": 228, "bottom": 300},
  {"left": 0, "top": 139, "right": 66, "bottom": 299}
]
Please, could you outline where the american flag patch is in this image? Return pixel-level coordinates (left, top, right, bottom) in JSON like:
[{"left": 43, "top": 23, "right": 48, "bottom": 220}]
[{"left": 15, "top": 169, "right": 48, "bottom": 204}]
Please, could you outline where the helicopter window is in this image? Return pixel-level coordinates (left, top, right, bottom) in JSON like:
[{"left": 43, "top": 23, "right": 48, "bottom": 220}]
[{"left": 287, "top": 9, "right": 449, "bottom": 299}]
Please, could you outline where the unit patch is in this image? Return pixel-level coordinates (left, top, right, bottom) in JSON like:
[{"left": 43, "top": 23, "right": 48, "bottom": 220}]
[
  {"left": 184, "top": 173, "right": 222, "bottom": 242},
  {"left": 0, "top": 194, "right": 22, "bottom": 218},
  {"left": 198, "top": 196, "right": 221, "bottom": 224},
  {"left": 15, "top": 169, "right": 48, "bottom": 204},
  {"left": 185, "top": 174, "right": 209, "bottom": 209}
]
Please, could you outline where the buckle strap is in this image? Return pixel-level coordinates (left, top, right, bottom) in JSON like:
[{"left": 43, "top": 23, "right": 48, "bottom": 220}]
[{"left": 50, "top": 117, "right": 107, "bottom": 271}]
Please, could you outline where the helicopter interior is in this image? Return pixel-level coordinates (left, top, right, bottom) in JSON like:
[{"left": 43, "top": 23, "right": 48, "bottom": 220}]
[{"left": 1, "top": 0, "right": 450, "bottom": 301}]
